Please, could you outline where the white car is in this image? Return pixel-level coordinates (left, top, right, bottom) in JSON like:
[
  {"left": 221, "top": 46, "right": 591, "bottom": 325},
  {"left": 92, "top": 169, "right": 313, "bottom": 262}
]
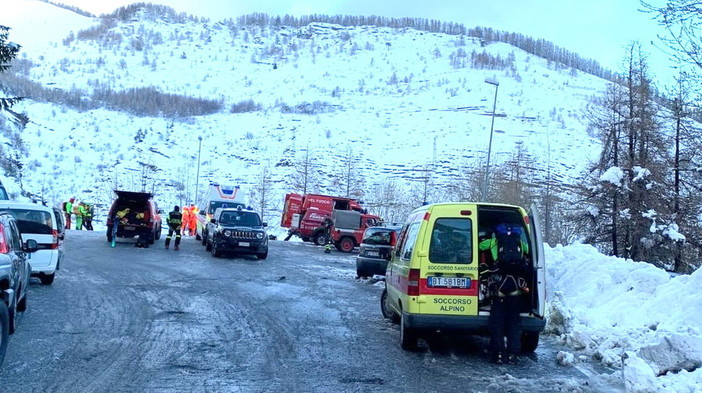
[{"left": 0, "top": 201, "right": 62, "bottom": 285}]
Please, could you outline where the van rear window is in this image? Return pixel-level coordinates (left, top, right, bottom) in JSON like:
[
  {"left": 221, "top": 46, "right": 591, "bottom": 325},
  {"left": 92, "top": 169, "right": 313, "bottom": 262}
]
[
  {"left": 429, "top": 218, "right": 473, "bottom": 264},
  {"left": 6, "top": 209, "right": 53, "bottom": 234}
]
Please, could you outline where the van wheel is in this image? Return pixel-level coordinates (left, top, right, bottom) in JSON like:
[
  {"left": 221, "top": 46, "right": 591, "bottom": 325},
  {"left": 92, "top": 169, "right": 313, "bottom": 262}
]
[
  {"left": 40, "top": 273, "right": 55, "bottom": 286},
  {"left": 400, "top": 312, "right": 418, "bottom": 350},
  {"left": 521, "top": 332, "right": 540, "bottom": 353},
  {"left": 380, "top": 289, "right": 400, "bottom": 324},
  {"left": 205, "top": 240, "right": 212, "bottom": 251},
  {"left": 339, "top": 237, "right": 355, "bottom": 253},
  {"left": 201, "top": 231, "right": 208, "bottom": 245}
]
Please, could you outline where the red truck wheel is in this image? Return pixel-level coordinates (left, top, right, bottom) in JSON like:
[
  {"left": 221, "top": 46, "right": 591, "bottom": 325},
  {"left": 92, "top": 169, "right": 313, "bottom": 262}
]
[{"left": 339, "top": 237, "right": 355, "bottom": 253}]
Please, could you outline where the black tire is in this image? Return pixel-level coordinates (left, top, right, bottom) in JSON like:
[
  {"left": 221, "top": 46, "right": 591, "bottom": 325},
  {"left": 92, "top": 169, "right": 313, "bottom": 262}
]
[
  {"left": 313, "top": 232, "right": 329, "bottom": 246},
  {"left": 380, "top": 289, "right": 400, "bottom": 323},
  {"left": 205, "top": 239, "right": 212, "bottom": 251},
  {"left": 201, "top": 231, "right": 208, "bottom": 245},
  {"left": 400, "top": 310, "right": 418, "bottom": 351},
  {"left": 148, "top": 232, "right": 156, "bottom": 245},
  {"left": 0, "top": 302, "right": 9, "bottom": 367},
  {"left": 211, "top": 243, "right": 221, "bottom": 258},
  {"left": 40, "top": 273, "right": 55, "bottom": 286},
  {"left": 106, "top": 227, "right": 113, "bottom": 243},
  {"left": 521, "top": 331, "right": 540, "bottom": 353},
  {"left": 257, "top": 251, "right": 268, "bottom": 260},
  {"left": 7, "top": 296, "right": 17, "bottom": 335}
]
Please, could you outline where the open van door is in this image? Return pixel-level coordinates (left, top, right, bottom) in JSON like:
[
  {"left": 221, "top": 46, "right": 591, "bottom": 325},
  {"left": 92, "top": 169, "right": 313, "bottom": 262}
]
[{"left": 527, "top": 204, "right": 546, "bottom": 318}]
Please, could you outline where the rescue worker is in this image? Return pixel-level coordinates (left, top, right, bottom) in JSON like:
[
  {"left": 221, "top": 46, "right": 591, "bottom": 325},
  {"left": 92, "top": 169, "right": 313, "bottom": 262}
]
[
  {"left": 83, "top": 203, "right": 94, "bottom": 231},
  {"left": 64, "top": 198, "right": 74, "bottom": 229},
  {"left": 181, "top": 205, "right": 192, "bottom": 236},
  {"left": 164, "top": 205, "right": 182, "bottom": 250},
  {"left": 188, "top": 204, "right": 198, "bottom": 236},
  {"left": 75, "top": 202, "right": 86, "bottom": 230},
  {"left": 479, "top": 224, "right": 530, "bottom": 365}
]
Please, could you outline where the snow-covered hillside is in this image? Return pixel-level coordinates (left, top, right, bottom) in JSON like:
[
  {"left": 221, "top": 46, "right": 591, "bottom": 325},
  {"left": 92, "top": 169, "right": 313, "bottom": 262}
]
[{"left": 1, "top": 1, "right": 606, "bottom": 225}]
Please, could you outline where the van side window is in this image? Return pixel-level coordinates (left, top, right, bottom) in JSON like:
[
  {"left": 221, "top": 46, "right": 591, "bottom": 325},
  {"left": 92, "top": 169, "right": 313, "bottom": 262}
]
[
  {"left": 429, "top": 218, "right": 473, "bottom": 264},
  {"left": 399, "top": 222, "right": 421, "bottom": 261}
]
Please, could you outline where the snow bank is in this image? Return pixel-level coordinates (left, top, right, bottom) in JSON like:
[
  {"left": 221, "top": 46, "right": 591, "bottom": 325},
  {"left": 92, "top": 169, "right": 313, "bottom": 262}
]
[{"left": 546, "top": 244, "right": 702, "bottom": 393}]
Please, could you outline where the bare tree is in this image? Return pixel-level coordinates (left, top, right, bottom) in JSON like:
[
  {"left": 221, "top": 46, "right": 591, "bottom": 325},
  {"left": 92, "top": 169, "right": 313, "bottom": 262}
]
[{"left": 290, "top": 148, "right": 321, "bottom": 194}]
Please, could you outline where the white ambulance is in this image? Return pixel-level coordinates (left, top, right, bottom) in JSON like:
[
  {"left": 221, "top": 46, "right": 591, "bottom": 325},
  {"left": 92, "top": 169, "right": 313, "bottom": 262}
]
[{"left": 196, "top": 183, "right": 246, "bottom": 243}]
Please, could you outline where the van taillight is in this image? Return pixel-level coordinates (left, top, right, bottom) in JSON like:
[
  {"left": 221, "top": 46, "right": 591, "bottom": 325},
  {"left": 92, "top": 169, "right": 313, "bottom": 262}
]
[
  {"left": 50, "top": 229, "right": 59, "bottom": 249},
  {"left": 0, "top": 224, "right": 7, "bottom": 254},
  {"left": 524, "top": 216, "right": 530, "bottom": 225},
  {"left": 408, "top": 268, "right": 420, "bottom": 296},
  {"left": 423, "top": 212, "right": 431, "bottom": 221}
]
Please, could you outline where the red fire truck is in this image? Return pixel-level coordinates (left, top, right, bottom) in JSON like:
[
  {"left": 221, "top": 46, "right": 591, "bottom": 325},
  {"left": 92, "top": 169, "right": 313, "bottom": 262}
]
[
  {"left": 329, "top": 210, "right": 383, "bottom": 252},
  {"left": 281, "top": 193, "right": 368, "bottom": 245}
]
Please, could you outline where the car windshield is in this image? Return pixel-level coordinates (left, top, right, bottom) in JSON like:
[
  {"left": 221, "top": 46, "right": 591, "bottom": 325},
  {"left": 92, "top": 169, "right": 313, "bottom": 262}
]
[
  {"left": 219, "top": 211, "right": 261, "bottom": 226},
  {"left": 0, "top": 186, "right": 8, "bottom": 200},
  {"left": 6, "top": 208, "right": 53, "bottom": 234}
]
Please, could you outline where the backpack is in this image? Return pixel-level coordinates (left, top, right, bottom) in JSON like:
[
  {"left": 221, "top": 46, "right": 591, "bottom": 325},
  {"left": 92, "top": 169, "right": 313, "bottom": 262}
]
[{"left": 495, "top": 226, "right": 526, "bottom": 276}]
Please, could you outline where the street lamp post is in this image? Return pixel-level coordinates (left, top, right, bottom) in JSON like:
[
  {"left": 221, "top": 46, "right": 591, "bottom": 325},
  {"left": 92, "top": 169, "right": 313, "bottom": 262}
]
[
  {"left": 482, "top": 78, "right": 499, "bottom": 201},
  {"left": 195, "top": 136, "right": 202, "bottom": 207}
]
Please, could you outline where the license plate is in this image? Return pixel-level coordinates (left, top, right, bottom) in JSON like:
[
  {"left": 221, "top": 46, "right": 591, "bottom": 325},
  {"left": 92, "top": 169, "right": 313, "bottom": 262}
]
[
  {"left": 366, "top": 250, "right": 379, "bottom": 257},
  {"left": 124, "top": 226, "right": 135, "bottom": 230},
  {"left": 238, "top": 241, "right": 250, "bottom": 247},
  {"left": 428, "top": 276, "right": 471, "bottom": 288}
]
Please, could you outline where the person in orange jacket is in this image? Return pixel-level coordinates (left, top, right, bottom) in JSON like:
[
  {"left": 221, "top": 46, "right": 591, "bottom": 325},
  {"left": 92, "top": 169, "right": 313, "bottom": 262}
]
[
  {"left": 181, "top": 205, "right": 192, "bottom": 236},
  {"left": 188, "top": 204, "right": 199, "bottom": 236}
]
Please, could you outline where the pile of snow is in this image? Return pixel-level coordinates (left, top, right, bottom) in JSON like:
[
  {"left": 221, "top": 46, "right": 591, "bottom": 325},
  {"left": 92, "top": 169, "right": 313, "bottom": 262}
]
[{"left": 546, "top": 244, "right": 702, "bottom": 393}]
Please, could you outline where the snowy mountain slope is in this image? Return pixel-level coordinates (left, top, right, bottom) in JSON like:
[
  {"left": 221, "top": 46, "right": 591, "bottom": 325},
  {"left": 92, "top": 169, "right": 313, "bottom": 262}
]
[{"left": 1, "top": 2, "right": 606, "bottom": 224}]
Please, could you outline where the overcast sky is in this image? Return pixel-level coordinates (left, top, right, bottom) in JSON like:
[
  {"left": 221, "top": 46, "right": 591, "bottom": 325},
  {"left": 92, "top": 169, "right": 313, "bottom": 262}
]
[{"left": 17, "top": 0, "right": 677, "bottom": 87}]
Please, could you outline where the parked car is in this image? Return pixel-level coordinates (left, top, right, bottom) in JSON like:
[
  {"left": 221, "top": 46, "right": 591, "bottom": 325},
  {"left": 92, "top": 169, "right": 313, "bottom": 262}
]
[
  {"left": 0, "top": 211, "right": 38, "bottom": 367},
  {"left": 106, "top": 191, "right": 162, "bottom": 245},
  {"left": 0, "top": 201, "right": 62, "bottom": 285},
  {"left": 205, "top": 207, "right": 268, "bottom": 259},
  {"left": 355, "top": 225, "right": 401, "bottom": 278}
]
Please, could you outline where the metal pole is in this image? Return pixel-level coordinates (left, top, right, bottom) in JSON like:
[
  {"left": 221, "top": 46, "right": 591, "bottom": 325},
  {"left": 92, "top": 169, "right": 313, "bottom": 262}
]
[
  {"left": 195, "top": 136, "right": 202, "bottom": 206},
  {"left": 482, "top": 79, "right": 499, "bottom": 201}
]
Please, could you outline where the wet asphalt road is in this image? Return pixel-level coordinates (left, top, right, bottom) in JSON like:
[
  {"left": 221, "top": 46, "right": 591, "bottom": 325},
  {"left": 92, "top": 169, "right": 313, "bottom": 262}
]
[{"left": 0, "top": 229, "right": 623, "bottom": 393}]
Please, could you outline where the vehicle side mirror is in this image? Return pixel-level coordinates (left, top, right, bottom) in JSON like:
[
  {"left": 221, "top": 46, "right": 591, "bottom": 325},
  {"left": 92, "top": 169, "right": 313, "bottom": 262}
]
[
  {"left": 262, "top": 222, "right": 268, "bottom": 227},
  {"left": 210, "top": 218, "right": 216, "bottom": 224},
  {"left": 24, "top": 239, "right": 38, "bottom": 253},
  {"left": 389, "top": 231, "right": 397, "bottom": 247},
  {"left": 199, "top": 210, "right": 205, "bottom": 215}
]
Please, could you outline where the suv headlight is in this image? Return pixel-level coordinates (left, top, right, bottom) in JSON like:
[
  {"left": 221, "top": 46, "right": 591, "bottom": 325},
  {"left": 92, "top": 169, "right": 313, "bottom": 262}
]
[
  {"left": 256, "top": 232, "right": 264, "bottom": 239},
  {"left": 224, "top": 230, "right": 232, "bottom": 237}
]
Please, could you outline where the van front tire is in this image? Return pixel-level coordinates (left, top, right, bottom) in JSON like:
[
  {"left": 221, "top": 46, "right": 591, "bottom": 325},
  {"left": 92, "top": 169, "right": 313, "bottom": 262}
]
[{"left": 380, "top": 289, "right": 400, "bottom": 324}]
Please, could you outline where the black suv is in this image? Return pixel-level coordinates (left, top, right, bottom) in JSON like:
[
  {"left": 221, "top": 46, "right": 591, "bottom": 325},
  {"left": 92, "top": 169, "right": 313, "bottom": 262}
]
[
  {"left": 355, "top": 225, "right": 401, "bottom": 278},
  {"left": 106, "top": 191, "right": 163, "bottom": 245},
  {"left": 0, "top": 211, "right": 38, "bottom": 367},
  {"left": 205, "top": 207, "right": 268, "bottom": 259}
]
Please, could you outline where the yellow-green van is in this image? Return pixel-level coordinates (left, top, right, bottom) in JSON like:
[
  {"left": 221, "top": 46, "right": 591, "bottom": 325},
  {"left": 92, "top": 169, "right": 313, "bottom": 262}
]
[{"left": 380, "top": 202, "right": 546, "bottom": 351}]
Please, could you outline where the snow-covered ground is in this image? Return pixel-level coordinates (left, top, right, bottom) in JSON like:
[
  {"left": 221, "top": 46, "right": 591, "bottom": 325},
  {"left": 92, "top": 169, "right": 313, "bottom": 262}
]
[{"left": 546, "top": 244, "right": 702, "bottom": 393}]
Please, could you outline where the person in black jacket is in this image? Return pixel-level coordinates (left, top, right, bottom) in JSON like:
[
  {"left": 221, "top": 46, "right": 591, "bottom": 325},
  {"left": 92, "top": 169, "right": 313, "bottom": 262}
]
[
  {"left": 164, "top": 205, "right": 182, "bottom": 250},
  {"left": 479, "top": 224, "right": 530, "bottom": 365}
]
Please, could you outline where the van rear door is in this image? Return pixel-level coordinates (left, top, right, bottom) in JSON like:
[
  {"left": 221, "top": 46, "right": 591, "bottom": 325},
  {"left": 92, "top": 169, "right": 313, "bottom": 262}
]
[
  {"left": 527, "top": 204, "right": 546, "bottom": 318},
  {"left": 419, "top": 204, "right": 478, "bottom": 316}
]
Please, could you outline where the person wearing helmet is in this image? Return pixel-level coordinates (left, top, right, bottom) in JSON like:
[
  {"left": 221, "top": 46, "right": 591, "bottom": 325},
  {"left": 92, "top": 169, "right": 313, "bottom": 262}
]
[{"left": 165, "top": 205, "right": 183, "bottom": 250}]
